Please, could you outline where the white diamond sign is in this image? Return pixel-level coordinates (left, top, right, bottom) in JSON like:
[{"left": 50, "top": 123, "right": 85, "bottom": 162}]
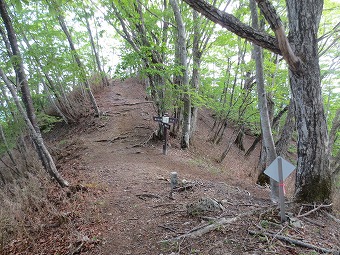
[{"left": 264, "top": 156, "right": 295, "bottom": 182}]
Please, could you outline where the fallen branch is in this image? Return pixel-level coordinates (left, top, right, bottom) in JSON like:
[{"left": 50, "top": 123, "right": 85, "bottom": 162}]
[
  {"left": 297, "top": 203, "right": 332, "bottom": 218},
  {"left": 161, "top": 207, "right": 264, "bottom": 242},
  {"left": 132, "top": 129, "right": 157, "bottom": 148},
  {"left": 136, "top": 193, "right": 161, "bottom": 200},
  {"left": 158, "top": 225, "right": 178, "bottom": 233},
  {"left": 248, "top": 230, "right": 338, "bottom": 254},
  {"left": 95, "top": 135, "right": 128, "bottom": 143},
  {"left": 111, "top": 101, "right": 154, "bottom": 106},
  {"left": 324, "top": 211, "right": 340, "bottom": 224},
  {"left": 302, "top": 217, "right": 326, "bottom": 228}
]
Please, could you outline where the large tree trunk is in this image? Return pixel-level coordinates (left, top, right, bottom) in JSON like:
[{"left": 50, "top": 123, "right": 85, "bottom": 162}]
[
  {"left": 182, "top": 0, "right": 332, "bottom": 202},
  {"left": 169, "top": 0, "right": 191, "bottom": 149},
  {"left": 286, "top": 0, "right": 331, "bottom": 202}
]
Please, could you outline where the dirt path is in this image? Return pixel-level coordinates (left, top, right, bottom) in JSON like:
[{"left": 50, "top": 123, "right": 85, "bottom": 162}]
[
  {"left": 66, "top": 78, "right": 272, "bottom": 254},
  {"left": 30, "top": 78, "right": 339, "bottom": 255}
]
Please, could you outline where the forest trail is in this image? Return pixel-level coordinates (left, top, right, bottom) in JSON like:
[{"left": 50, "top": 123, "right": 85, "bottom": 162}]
[
  {"left": 8, "top": 78, "right": 338, "bottom": 255},
  {"left": 67, "top": 78, "right": 271, "bottom": 254}
]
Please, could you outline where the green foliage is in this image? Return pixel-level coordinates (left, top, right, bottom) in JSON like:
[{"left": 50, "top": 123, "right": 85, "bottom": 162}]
[
  {"left": 36, "top": 112, "right": 62, "bottom": 133},
  {"left": 0, "top": 120, "right": 24, "bottom": 156},
  {"left": 0, "top": 0, "right": 338, "bottom": 163}
]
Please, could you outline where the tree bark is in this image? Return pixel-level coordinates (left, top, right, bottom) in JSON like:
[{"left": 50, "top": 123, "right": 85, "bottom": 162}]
[
  {"left": 275, "top": 100, "right": 295, "bottom": 158},
  {"left": 328, "top": 108, "right": 340, "bottom": 154},
  {"left": 190, "top": 7, "right": 217, "bottom": 137},
  {"left": 0, "top": 0, "right": 38, "bottom": 132},
  {"left": 0, "top": 69, "right": 69, "bottom": 187},
  {"left": 250, "top": 0, "right": 278, "bottom": 202},
  {"left": 0, "top": 0, "right": 69, "bottom": 187},
  {"left": 182, "top": 0, "right": 280, "bottom": 54},
  {"left": 182, "top": 0, "right": 332, "bottom": 202},
  {"left": 285, "top": 0, "right": 331, "bottom": 202},
  {"left": 190, "top": 10, "right": 201, "bottom": 137},
  {"left": 169, "top": 0, "right": 191, "bottom": 149}
]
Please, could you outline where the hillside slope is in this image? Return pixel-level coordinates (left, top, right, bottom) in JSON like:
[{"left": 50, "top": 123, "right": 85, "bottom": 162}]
[{"left": 5, "top": 78, "right": 339, "bottom": 255}]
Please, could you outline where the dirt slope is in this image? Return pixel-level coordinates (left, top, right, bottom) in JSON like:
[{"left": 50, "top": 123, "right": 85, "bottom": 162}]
[{"left": 6, "top": 78, "right": 338, "bottom": 255}]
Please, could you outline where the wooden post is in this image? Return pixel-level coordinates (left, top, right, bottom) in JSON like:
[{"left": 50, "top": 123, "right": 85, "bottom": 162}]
[
  {"left": 163, "top": 125, "right": 168, "bottom": 155},
  {"left": 278, "top": 157, "right": 287, "bottom": 222},
  {"left": 153, "top": 115, "right": 177, "bottom": 155}
]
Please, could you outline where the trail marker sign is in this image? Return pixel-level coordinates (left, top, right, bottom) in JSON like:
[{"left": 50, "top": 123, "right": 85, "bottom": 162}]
[
  {"left": 153, "top": 115, "right": 177, "bottom": 155},
  {"left": 264, "top": 156, "right": 295, "bottom": 182},
  {"left": 264, "top": 156, "right": 295, "bottom": 222}
]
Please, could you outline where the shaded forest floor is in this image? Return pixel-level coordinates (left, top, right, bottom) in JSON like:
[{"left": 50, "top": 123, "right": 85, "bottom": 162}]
[{"left": 3, "top": 78, "right": 339, "bottom": 255}]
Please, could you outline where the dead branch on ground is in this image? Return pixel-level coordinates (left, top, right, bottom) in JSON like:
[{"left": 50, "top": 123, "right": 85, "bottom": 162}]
[
  {"left": 297, "top": 203, "right": 332, "bottom": 218},
  {"left": 111, "top": 101, "right": 154, "bottom": 107},
  {"left": 132, "top": 129, "right": 157, "bottom": 147},
  {"left": 248, "top": 230, "right": 338, "bottom": 254},
  {"left": 136, "top": 193, "right": 161, "bottom": 200},
  {"left": 95, "top": 135, "right": 128, "bottom": 143},
  {"left": 302, "top": 217, "right": 326, "bottom": 228},
  {"left": 323, "top": 211, "right": 340, "bottom": 224},
  {"left": 161, "top": 207, "right": 264, "bottom": 242}
]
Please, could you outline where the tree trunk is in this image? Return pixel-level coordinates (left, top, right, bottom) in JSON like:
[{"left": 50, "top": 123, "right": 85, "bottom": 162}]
[
  {"left": 190, "top": 10, "right": 201, "bottom": 137},
  {"left": 0, "top": 123, "right": 20, "bottom": 176},
  {"left": 83, "top": 10, "right": 110, "bottom": 87},
  {"left": 0, "top": 0, "right": 38, "bottom": 132},
  {"left": 275, "top": 100, "right": 295, "bottom": 158},
  {"left": 0, "top": 69, "right": 69, "bottom": 187},
  {"left": 182, "top": 0, "right": 332, "bottom": 202},
  {"left": 0, "top": 0, "right": 68, "bottom": 187},
  {"left": 286, "top": 0, "right": 331, "bottom": 202},
  {"left": 169, "top": 0, "right": 191, "bottom": 149},
  {"left": 250, "top": 0, "right": 278, "bottom": 201},
  {"left": 58, "top": 15, "right": 101, "bottom": 117},
  {"left": 245, "top": 134, "right": 261, "bottom": 157},
  {"left": 21, "top": 33, "right": 76, "bottom": 123},
  {"left": 234, "top": 125, "right": 245, "bottom": 151},
  {"left": 328, "top": 108, "right": 340, "bottom": 155}
]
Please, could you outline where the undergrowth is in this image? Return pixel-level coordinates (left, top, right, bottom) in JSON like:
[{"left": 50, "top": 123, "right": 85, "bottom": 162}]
[{"left": 0, "top": 168, "right": 53, "bottom": 252}]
